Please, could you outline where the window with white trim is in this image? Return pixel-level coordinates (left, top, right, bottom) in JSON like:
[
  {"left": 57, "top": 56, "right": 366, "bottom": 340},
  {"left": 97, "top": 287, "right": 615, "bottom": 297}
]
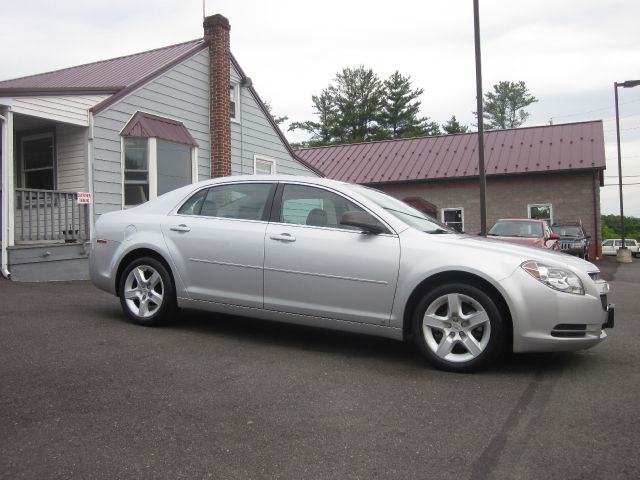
[
  {"left": 230, "top": 82, "right": 240, "bottom": 121},
  {"left": 528, "top": 204, "right": 553, "bottom": 224},
  {"left": 123, "top": 138, "right": 149, "bottom": 205},
  {"left": 123, "top": 138, "right": 197, "bottom": 207},
  {"left": 254, "top": 155, "right": 276, "bottom": 175},
  {"left": 442, "top": 207, "right": 464, "bottom": 233}
]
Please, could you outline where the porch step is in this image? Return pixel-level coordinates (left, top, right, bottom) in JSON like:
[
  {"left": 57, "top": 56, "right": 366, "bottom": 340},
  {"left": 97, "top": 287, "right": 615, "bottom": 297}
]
[{"left": 7, "top": 243, "right": 90, "bottom": 282}]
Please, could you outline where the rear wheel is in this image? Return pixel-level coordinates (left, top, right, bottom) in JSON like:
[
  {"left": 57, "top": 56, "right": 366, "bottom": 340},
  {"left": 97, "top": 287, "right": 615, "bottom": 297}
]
[
  {"left": 119, "top": 257, "right": 176, "bottom": 326},
  {"left": 412, "top": 283, "right": 505, "bottom": 372}
]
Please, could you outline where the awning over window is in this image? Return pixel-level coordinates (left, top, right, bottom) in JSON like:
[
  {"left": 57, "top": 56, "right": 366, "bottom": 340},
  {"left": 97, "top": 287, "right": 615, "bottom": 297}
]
[{"left": 121, "top": 111, "right": 198, "bottom": 146}]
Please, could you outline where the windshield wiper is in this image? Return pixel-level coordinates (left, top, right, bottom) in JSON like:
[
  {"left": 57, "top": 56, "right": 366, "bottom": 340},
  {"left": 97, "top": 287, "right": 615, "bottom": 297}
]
[{"left": 425, "top": 228, "right": 451, "bottom": 234}]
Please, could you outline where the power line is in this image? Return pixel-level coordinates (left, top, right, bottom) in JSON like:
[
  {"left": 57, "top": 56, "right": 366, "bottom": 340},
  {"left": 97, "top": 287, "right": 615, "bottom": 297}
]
[{"left": 549, "top": 98, "right": 640, "bottom": 121}]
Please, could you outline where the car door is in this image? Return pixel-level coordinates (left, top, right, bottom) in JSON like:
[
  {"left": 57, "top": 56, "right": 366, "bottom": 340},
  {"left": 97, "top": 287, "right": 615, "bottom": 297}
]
[
  {"left": 162, "top": 182, "right": 275, "bottom": 307},
  {"left": 263, "top": 183, "right": 400, "bottom": 326}
]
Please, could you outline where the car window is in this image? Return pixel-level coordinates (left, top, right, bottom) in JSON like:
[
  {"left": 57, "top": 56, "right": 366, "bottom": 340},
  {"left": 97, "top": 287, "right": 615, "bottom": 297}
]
[
  {"left": 489, "top": 220, "right": 543, "bottom": 238},
  {"left": 615, "top": 240, "right": 622, "bottom": 247},
  {"left": 351, "top": 185, "right": 451, "bottom": 233},
  {"left": 177, "top": 188, "right": 207, "bottom": 216},
  {"left": 552, "top": 226, "right": 583, "bottom": 236},
  {"left": 625, "top": 240, "right": 637, "bottom": 247},
  {"left": 178, "top": 183, "right": 272, "bottom": 221},
  {"left": 602, "top": 240, "right": 613, "bottom": 246},
  {"left": 279, "top": 184, "right": 366, "bottom": 230}
]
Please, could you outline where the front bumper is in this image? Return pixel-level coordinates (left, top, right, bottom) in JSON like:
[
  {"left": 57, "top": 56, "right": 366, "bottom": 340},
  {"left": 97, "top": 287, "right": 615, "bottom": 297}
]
[{"left": 501, "top": 267, "right": 610, "bottom": 353}]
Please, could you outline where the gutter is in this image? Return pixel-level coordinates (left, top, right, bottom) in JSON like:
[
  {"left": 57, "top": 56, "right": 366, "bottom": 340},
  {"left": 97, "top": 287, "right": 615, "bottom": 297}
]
[{"left": 0, "top": 112, "right": 9, "bottom": 278}]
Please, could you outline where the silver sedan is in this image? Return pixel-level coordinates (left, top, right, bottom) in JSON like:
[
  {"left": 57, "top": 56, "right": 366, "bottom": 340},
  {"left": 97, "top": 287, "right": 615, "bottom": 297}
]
[{"left": 89, "top": 176, "right": 613, "bottom": 372}]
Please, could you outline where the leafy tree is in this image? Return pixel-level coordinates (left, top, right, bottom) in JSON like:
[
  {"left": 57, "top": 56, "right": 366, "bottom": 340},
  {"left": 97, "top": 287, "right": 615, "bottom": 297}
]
[
  {"left": 288, "top": 90, "right": 338, "bottom": 144},
  {"left": 289, "top": 66, "right": 440, "bottom": 146},
  {"left": 481, "top": 81, "right": 538, "bottom": 130},
  {"left": 442, "top": 115, "right": 469, "bottom": 134},
  {"left": 601, "top": 214, "right": 640, "bottom": 240},
  {"left": 380, "top": 71, "right": 439, "bottom": 138},
  {"left": 329, "top": 66, "right": 385, "bottom": 143},
  {"left": 263, "top": 101, "right": 289, "bottom": 127}
]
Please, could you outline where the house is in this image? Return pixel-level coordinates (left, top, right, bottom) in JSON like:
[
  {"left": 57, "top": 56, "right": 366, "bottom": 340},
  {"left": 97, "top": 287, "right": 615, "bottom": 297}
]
[
  {"left": 296, "top": 121, "right": 606, "bottom": 257},
  {"left": 0, "top": 14, "right": 319, "bottom": 281}
]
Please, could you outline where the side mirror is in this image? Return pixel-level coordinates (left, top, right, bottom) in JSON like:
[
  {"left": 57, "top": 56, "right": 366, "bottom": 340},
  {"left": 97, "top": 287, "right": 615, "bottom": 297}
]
[
  {"left": 586, "top": 235, "right": 591, "bottom": 239},
  {"left": 549, "top": 232, "right": 560, "bottom": 240},
  {"left": 340, "top": 211, "right": 385, "bottom": 234}
]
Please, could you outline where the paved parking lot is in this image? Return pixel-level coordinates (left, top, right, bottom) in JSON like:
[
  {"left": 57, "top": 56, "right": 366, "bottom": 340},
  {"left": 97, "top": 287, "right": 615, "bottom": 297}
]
[{"left": 1, "top": 257, "right": 639, "bottom": 479}]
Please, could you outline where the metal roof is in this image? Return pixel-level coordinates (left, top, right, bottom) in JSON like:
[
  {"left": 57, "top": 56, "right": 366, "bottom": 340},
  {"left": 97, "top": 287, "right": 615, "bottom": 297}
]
[
  {"left": 295, "top": 121, "right": 606, "bottom": 184},
  {"left": 0, "top": 39, "right": 204, "bottom": 94},
  {"left": 121, "top": 111, "right": 198, "bottom": 146}
]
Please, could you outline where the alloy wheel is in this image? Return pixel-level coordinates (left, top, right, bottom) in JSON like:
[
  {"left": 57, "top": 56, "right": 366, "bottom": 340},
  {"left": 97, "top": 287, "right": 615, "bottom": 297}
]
[
  {"left": 422, "top": 293, "right": 491, "bottom": 363},
  {"left": 123, "top": 265, "right": 165, "bottom": 319}
]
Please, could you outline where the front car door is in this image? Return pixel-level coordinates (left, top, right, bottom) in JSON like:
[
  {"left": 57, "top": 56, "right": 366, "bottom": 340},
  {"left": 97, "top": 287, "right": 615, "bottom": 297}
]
[
  {"left": 162, "top": 181, "right": 275, "bottom": 307},
  {"left": 263, "top": 183, "right": 400, "bottom": 326}
]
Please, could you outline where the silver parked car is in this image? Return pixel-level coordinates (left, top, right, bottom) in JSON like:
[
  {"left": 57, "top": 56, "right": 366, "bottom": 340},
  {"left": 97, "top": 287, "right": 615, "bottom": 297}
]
[{"left": 90, "top": 176, "right": 614, "bottom": 372}]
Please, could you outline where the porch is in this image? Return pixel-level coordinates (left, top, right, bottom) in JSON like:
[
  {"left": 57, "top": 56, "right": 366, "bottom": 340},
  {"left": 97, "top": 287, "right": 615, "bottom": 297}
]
[{"left": 1, "top": 108, "right": 94, "bottom": 281}]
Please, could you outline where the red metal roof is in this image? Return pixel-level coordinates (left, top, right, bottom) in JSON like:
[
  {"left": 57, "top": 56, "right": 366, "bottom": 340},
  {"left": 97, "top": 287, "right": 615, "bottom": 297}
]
[
  {"left": 0, "top": 39, "right": 204, "bottom": 94},
  {"left": 295, "top": 121, "right": 606, "bottom": 184},
  {"left": 121, "top": 111, "right": 198, "bottom": 146}
]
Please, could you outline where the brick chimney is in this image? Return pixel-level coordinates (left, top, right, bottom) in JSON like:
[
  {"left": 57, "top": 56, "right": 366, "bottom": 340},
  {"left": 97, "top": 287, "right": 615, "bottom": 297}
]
[{"left": 204, "top": 14, "right": 231, "bottom": 178}]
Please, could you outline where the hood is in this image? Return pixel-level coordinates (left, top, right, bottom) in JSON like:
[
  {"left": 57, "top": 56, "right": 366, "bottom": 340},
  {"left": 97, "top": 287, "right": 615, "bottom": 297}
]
[
  {"left": 410, "top": 231, "right": 598, "bottom": 274},
  {"left": 488, "top": 235, "right": 542, "bottom": 247}
]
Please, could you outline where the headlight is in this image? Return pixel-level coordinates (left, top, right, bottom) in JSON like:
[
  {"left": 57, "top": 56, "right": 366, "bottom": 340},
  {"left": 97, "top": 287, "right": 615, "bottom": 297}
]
[{"left": 521, "top": 261, "right": 585, "bottom": 295}]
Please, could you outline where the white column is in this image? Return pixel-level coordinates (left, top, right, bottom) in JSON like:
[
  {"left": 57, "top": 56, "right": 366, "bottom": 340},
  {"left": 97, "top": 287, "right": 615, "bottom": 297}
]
[
  {"left": 1, "top": 108, "right": 14, "bottom": 278},
  {"left": 149, "top": 137, "right": 157, "bottom": 200}
]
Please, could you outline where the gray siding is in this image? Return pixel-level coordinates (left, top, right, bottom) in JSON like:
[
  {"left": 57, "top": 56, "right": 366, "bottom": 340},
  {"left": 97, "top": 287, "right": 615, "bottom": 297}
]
[
  {"left": 230, "top": 66, "right": 316, "bottom": 176},
  {"left": 92, "top": 49, "right": 210, "bottom": 216},
  {"left": 56, "top": 124, "right": 88, "bottom": 191}
]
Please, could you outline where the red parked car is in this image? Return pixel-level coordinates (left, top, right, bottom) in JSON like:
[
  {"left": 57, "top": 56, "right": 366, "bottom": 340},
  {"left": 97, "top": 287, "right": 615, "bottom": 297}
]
[{"left": 487, "top": 219, "right": 560, "bottom": 250}]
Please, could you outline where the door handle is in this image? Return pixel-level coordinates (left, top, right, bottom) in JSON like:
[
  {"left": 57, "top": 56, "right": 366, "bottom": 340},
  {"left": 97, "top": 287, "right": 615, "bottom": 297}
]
[
  {"left": 270, "top": 233, "right": 296, "bottom": 242},
  {"left": 170, "top": 224, "right": 191, "bottom": 233}
]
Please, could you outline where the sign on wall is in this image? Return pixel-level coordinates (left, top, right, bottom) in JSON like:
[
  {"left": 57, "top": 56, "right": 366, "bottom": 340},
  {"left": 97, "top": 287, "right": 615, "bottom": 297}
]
[{"left": 77, "top": 192, "right": 92, "bottom": 204}]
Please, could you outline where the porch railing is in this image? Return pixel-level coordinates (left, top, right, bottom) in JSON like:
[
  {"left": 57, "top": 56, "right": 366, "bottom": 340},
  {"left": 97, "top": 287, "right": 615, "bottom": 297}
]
[{"left": 15, "top": 189, "right": 89, "bottom": 244}]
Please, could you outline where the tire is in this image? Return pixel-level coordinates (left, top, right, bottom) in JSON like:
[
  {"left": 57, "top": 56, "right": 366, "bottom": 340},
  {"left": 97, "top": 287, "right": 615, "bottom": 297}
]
[
  {"left": 118, "top": 257, "right": 176, "bottom": 326},
  {"left": 412, "top": 283, "right": 505, "bottom": 372}
]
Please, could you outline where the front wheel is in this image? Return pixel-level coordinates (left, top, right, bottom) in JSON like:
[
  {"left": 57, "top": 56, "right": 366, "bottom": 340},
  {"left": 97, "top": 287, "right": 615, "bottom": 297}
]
[
  {"left": 412, "top": 283, "right": 505, "bottom": 372},
  {"left": 119, "top": 257, "right": 176, "bottom": 326}
]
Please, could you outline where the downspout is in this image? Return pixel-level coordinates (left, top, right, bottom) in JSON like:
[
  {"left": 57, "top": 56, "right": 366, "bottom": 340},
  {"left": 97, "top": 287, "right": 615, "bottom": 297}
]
[
  {"left": 1, "top": 111, "right": 10, "bottom": 278},
  {"left": 87, "top": 112, "right": 96, "bottom": 244},
  {"left": 592, "top": 170, "right": 600, "bottom": 259}
]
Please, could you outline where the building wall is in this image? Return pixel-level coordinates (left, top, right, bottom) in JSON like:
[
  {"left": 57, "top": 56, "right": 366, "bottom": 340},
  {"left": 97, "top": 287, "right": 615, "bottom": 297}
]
[
  {"left": 92, "top": 50, "right": 315, "bottom": 217},
  {"left": 230, "top": 66, "right": 316, "bottom": 176},
  {"left": 378, "top": 170, "right": 603, "bottom": 257},
  {"left": 0, "top": 95, "right": 108, "bottom": 127},
  {"left": 92, "top": 49, "right": 211, "bottom": 216},
  {"left": 56, "top": 124, "right": 88, "bottom": 191}
]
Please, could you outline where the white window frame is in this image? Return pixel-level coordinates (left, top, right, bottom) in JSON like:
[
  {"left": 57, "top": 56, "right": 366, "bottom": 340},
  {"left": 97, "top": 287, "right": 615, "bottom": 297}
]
[
  {"left": 528, "top": 203, "right": 553, "bottom": 224},
  {"left": 121, "top": 137, "right": 198, "bottom": 208},
  {"left": 230, "top": 81, "right": 241, "bottom": 124},
  {"left": 254, "top": 154, "right": 276, "bottom": 175},
  {"left": 441, "top": 207, "right": 464, "bottom": 233}
]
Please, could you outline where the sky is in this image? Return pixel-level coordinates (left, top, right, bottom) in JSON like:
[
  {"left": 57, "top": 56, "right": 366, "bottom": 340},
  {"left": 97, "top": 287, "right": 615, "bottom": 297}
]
[{"left": 1, "top": 0, "right": 639, "bottom": 215}]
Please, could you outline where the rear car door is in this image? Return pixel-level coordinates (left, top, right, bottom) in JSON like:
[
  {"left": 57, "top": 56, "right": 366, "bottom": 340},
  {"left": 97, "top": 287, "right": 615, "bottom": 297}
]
[
  {"left": 162, "top": 182, "right": 275, "bottom": 308},
  {"left": 263, "top": 183, "right": 400, "bottom": 326}
]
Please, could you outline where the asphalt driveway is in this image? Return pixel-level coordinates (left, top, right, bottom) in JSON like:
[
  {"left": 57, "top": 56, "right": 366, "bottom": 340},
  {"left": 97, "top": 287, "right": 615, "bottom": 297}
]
[{"left": 0, "top": 256, "right": 638, "bottom": 479}]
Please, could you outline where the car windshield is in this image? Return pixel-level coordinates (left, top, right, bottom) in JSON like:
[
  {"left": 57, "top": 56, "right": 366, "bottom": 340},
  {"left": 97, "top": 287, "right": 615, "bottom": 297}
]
[
  {"left": 552, "top": 225, "right": 583, "bottom": 236},
  {"left": 351, "top": 185, "right": 454, "bottom": 234},
  {"left": 488, "top": 220, "right": 544, "bottom": 238}
]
